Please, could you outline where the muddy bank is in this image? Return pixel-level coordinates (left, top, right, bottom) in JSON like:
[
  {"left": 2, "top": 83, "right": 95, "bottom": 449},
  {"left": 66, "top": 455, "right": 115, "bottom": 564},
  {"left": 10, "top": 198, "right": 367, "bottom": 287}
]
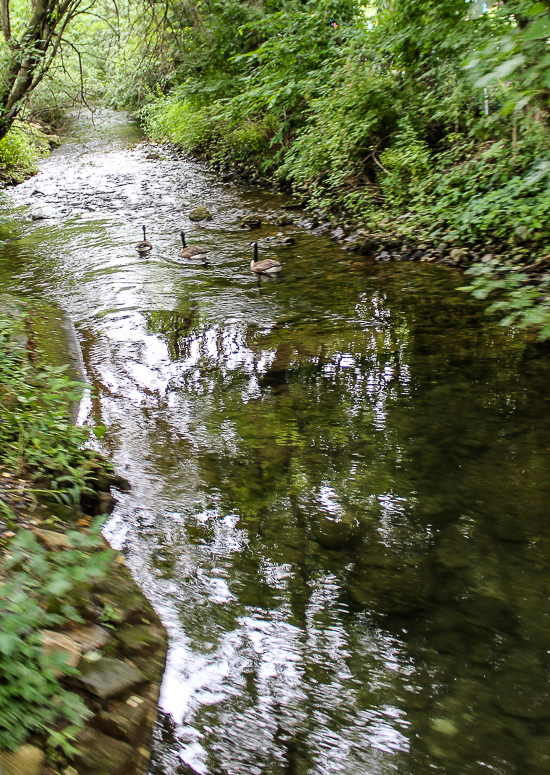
[{"left": 0, "top": 294, "right": 167, "bottom": 775}]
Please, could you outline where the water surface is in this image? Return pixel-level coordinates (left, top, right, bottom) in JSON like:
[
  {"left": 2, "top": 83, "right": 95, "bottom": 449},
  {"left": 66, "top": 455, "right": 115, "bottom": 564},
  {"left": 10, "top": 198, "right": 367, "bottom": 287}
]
[{"left": 1, "top": 112, "right": 549, "bottom": 775}]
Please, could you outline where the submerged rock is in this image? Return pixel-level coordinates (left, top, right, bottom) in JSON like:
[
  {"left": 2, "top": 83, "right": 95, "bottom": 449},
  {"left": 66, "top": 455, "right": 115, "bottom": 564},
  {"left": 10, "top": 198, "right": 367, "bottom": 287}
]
[
  {"left": 349, "top": 548, "right": 432, "bottom": 617},
  {"left": 264, "top": 235, "right": 296, "bottom": 247},
  {"left": 295, "top": 218, "right": 318, "bottom": 229},
  {"left": 314, "top": 516, "right": 359, "bottom": 550},
  {"left": 238, "top": 214, "right": 262, "bottom": 229},
  {"left": 493, "top": 652, "right": 550, "bottom": 719},
  {"left": 189, "top": 206, "right": 212, "bottom": 221},
  {"left": 276, "top": 213, "right": 294, "bottom": 226}
]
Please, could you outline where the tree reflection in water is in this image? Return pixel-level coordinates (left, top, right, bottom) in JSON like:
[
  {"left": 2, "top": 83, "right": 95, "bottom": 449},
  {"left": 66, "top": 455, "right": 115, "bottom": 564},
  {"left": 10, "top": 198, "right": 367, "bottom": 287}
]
[{"left": 142, "top": 281, "right": 550, "bottom": 775}]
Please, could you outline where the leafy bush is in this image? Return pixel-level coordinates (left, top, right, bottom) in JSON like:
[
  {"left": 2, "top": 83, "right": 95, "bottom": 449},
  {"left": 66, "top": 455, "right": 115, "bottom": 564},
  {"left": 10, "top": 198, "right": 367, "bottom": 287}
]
[
  {"left": 459, "top": 262, "right": 550, "bottom": 340},
  {"left": 0, "top": 313, "right": 95, "bottom": 504},
  {"left": 0, "top": 125, "right": 49, "bottom": 179},
  {"left": 0, "top": 308, "right": 117, "bottom": 753},
  {"left": 378, "top": 125, "right": 433, "bottom": 208},
  {"left": 141, "top": 94, "right": 279, "bottom": 172},
  {"left": 0, "top": 524, "right": 113, "bottom": 752}
]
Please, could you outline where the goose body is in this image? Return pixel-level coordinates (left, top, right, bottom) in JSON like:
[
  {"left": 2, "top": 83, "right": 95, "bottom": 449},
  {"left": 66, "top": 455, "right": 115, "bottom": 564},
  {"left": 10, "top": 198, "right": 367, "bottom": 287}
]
[
  {"left": 250, "top": 241, "right": 282, "bottom": 275},
  {"left": 135, "top": 225, "right": 152, "bottom": 254},
  {"left": 180, "top": 231, "right": 207, "bottom": 258}
]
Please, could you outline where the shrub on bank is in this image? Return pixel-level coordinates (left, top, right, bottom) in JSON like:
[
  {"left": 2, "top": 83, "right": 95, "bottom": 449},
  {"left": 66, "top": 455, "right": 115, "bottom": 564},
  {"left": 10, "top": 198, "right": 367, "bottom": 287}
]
[
  {"left": 136, "top": 1, "right": 550, "bottom": 339},
  {"left": 0, "top": 124, "right": 50, "bottom": 183},
  {"left": 0, "top": 306, "right": 117, "bottom": 761},
  {"left": 141, "top": 94, "right": 280, "bottom": 174}
]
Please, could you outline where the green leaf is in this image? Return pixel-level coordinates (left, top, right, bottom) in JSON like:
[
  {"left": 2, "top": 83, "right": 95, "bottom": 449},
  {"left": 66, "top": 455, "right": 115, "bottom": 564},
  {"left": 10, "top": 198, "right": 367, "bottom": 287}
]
[
  {"left": 476, "top": 55, "right": 526, "bottom": 87},
  {"left": 524, "top": 17, "right": 550, "bottom": 40},
  {"left": 528, "top": 3, "right": 548, "bottom": 15},
  {"left": 92, "top": 424, "right": 107, "bottom": 439}
]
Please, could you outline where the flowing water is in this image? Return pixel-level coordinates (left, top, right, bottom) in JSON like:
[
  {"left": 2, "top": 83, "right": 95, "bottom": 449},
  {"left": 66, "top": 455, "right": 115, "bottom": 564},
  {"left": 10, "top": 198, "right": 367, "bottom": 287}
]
[{"left": 1, "top": 112, "right": 550, "bottom": 775}]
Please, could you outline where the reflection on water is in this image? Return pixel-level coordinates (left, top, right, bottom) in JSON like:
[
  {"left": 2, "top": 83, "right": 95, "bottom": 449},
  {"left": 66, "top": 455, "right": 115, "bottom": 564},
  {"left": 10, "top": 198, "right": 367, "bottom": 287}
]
[{"left": 1, "top": 111, "right": 550, "bottom": 775}]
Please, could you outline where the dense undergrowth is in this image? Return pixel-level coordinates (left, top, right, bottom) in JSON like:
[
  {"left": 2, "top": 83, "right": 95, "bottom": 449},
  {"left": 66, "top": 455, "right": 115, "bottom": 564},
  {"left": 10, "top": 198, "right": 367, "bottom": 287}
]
[
  {"left": 131, "top": 0, "right": 550, "bottom": 338},
  {"left": 0, "top": 309, "right": 103, "bottom": 501},
  {"left": 0, "top": 527, "right": 111, "bottom": 756},
  {"left": 4, "top": 0, "right": 550, "bottom": 334},
  {"left": 0, "top": 124, "right": 51, "bottom": 184},
  {"left": 136, "top": 1, "right": 550, "bottom": 248},
  {"left": 0, "top": 307, "right": 114, "bottom": 759}
]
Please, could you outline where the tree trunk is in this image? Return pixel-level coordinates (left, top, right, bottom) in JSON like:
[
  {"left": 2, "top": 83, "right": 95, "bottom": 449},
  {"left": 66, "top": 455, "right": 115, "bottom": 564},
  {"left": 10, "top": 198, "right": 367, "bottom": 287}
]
[{"left": 0, "top": 0, "right": 87, "bottom": 142}]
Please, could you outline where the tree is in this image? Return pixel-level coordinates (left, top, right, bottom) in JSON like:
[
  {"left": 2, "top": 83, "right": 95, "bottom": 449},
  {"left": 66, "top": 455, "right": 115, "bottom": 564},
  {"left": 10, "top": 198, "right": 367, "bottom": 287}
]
[{"left": 0, "top": 0, "right": 93, "bottom": 140}]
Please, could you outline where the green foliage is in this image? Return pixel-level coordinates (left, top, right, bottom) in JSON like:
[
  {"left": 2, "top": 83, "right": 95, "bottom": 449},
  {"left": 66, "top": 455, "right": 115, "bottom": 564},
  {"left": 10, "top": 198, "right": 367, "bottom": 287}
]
[
  {"left": 13, "top": 0, "right": 550, "bottom": 336},
  {"left": 134, "top": 0, "right": 550, "bottom": 252},
  {"left": 0, "top": 522, "right": 113, "bottom": 751},
  {"left": 0, "top": 311, "right": 103, "bottom": 505},
  {"left": 141, "top": 94, "right": 280, "bottom": 172},
  {"left": 0, "top": 310, "right": 115, "bottom": 752},
  {"left": 141, "top": 0, "right": 357, "bottom": 172},
  {"left": 0, "top": 306, "right": 117, "bottom": 754},
  {"left": 459, "top": 262, "right": 550, "bottom": 340},
  {"left": 467, "top": 1, "right": 550, "bottom": 114},
  {"left": 0, "top": 124, "right": 48, "bottom": 179},
  {"left": 378, "top": 124, "right": 433, "bottom": 208}
]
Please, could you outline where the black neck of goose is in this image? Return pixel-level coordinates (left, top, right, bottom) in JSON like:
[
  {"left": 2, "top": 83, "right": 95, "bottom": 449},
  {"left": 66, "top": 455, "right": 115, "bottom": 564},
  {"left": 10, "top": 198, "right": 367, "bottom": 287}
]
[
  {"left": 142, "top": 226, "right": 146, "bottom": 241},
  {"left": 253, "top": 242, "right": 258, "bottom": 263},
  {"left": 181, "top": 231, "right": 186, "bottom": 248}
]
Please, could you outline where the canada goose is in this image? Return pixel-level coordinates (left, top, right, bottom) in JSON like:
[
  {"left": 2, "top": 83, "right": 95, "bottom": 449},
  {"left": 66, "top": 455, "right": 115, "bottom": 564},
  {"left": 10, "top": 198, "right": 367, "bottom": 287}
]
[
  {"left": 250, "top": 241, "right": 282, "bottom": 275},
  {"left": 135, "top": 225, "right": 152, "bottom": 254},
  {"left": 180, "top": 231, "right": 208, "bottom": 258}
]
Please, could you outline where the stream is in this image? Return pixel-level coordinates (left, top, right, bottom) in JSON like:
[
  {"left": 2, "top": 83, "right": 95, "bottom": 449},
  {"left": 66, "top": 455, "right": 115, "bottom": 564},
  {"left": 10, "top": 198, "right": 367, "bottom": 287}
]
[{"left": 1, "top": 112, "right": 550, "bottom": 775}]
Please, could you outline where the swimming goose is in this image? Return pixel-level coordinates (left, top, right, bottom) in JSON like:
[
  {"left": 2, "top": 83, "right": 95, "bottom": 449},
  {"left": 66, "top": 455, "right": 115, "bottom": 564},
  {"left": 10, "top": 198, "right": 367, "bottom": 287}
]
[
  {"left": 250, "top": 241, "right": 281, "bottom": 275},
  {"left": 135, "top": 225, "right": 152, "bottom": 254},
  {"left": 180, "top": 231, "right": 208, "bottom": 258}
]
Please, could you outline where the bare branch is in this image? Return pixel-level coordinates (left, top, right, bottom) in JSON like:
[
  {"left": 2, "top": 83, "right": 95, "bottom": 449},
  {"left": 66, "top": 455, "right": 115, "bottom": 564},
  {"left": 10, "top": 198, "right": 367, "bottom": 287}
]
[
  {"left": 27, "top": 9, "right": 81, "bottom": 94},
  {"left": 61, "top": 38, "right": 94, "bottom": 112}
]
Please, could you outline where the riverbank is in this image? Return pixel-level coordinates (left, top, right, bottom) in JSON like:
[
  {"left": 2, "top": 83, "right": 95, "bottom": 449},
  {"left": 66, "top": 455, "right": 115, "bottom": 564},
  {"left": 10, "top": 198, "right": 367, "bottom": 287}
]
[
  {"left": 0, "top": 124, "right": 59, "bottom": 188},
  {"left": 0, "top": 294, "right": 167, "bottom": 775},
  {"left": 137, "top": 130, "right": 550, "bottom": 343},
  {"left": 130, "top": 0, "right": 550, "bottom": 342}
]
